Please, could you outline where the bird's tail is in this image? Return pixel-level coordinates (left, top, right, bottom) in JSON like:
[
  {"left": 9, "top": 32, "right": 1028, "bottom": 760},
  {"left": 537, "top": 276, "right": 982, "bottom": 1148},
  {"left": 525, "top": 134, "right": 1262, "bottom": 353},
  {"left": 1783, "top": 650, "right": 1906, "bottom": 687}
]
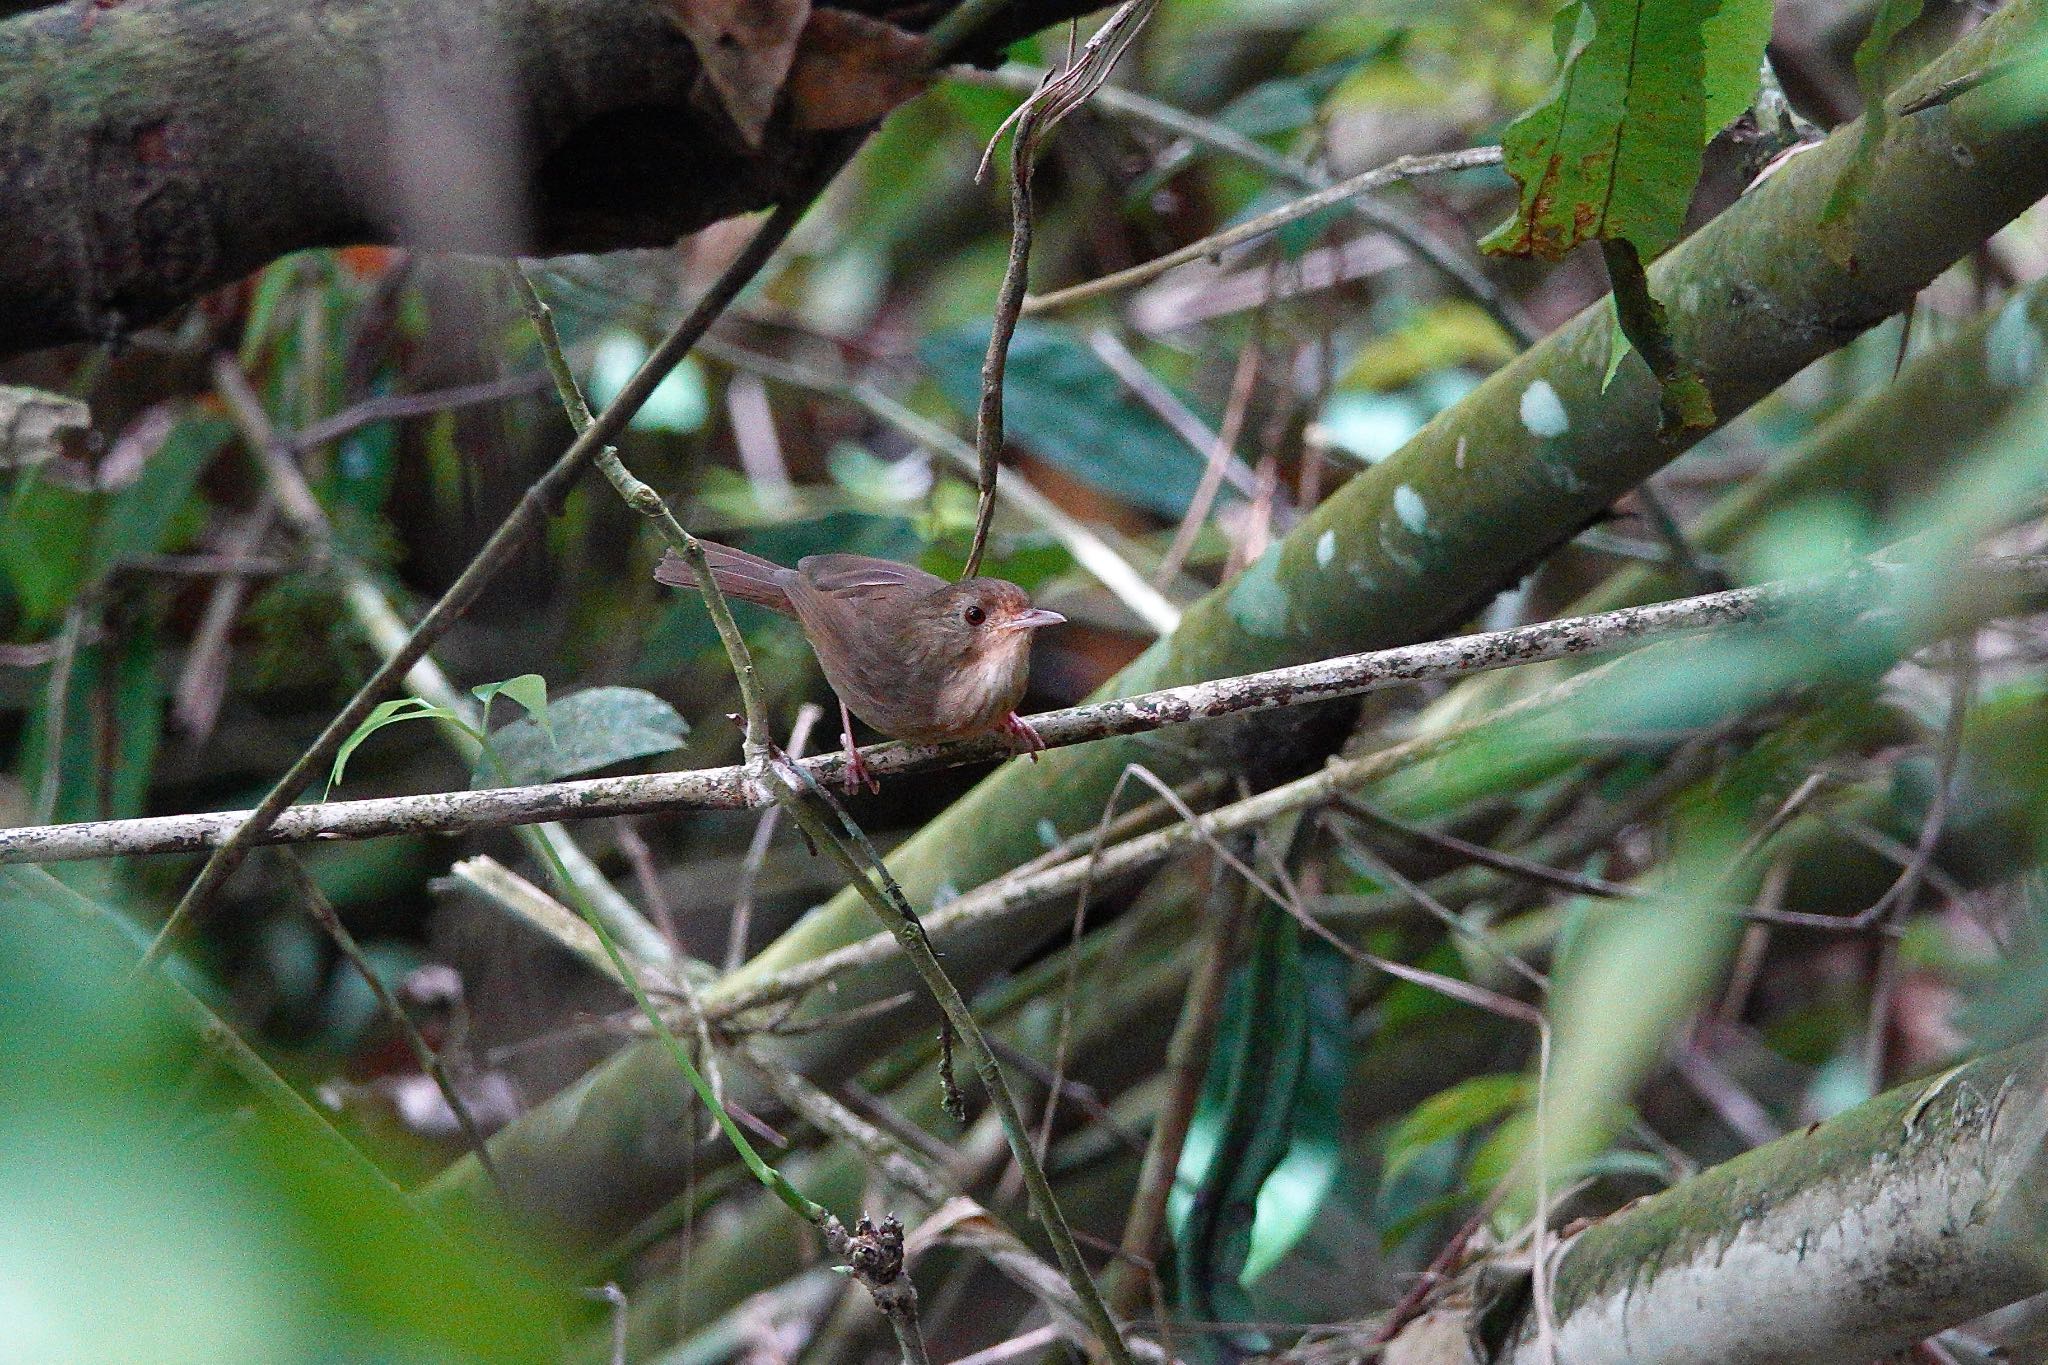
[{"left": 653, "top": 542, "right": 796, "bottom": 616}]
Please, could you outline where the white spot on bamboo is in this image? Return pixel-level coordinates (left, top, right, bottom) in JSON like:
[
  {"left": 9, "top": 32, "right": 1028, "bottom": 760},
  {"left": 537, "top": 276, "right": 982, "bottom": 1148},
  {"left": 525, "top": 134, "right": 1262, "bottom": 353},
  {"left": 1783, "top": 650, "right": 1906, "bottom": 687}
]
[
  {"left": 1520, "top": 379, "right": 1569, "bottom": 437},
  {"left": 1394, "top": 484, "right": 1429, "bottom": 534}
]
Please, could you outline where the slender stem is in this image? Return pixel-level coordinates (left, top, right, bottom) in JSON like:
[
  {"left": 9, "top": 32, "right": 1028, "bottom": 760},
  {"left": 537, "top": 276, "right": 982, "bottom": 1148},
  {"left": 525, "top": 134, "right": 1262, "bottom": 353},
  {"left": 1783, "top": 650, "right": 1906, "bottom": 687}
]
[
  {"left": 1022, "top": 147, "right": 1505, "bottom": 315},
  {"left": 960, "top": 67, "right": 1536, "bottom": 342},
  {"left": 278, "top": 849, "right": 512, "bottom": 1205},
  {"left": 760, "top": 755, "right": 1138, "bottom": 1365},
  {"left": 966, "top": 93, "right": 1043, "bottom": 580},
  {"left": 31, "top": 598, "right": 88, "bottom": 825},
  {"left": 137, "top": 179, "right": 824, "bottom": 970},
  {"left": 730, "top": 701, "right": 824, "bottom": 970},
  {"left": 511, "top": 265, "right": 773, "bottom": 762},
  {"left": 509, "top": 260, "right": 831, "bottom": 1223}
]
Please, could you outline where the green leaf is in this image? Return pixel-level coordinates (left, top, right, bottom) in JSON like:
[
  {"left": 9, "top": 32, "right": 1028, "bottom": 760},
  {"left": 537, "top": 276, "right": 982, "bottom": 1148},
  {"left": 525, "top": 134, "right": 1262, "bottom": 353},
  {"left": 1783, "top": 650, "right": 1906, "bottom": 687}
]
[
  {"left": 18, "top": 606, "right": 169, "bottom": 838},
  {"left": 95, "top": 413, "right": 231, "bottom": 574},
  {"left": 921, "top": 322, "right": 1229, "bottom": 519},
  {"left": 475, "top": 686, "right": 689, "bottom": 788},
  {"left": 1600, "top": 237, "right": 1715, "bottom": 431},
  {"left": 0, "top": 411, "right": 227, "bottom": 626},
  {"left": 471, "top": 673, "right": 550, "bottom": 735},
  {"left": 1242, "top": 932, "right": 1351, "bottom": 1285},
  {"left": 1170, "top": 906, "right": 1348, "bottom": 1354},
  {"left": 1481, "top": 0, "right": 1722, "bottom": 262},
  {"left": 1701, "top": 0, "right": 1774, "bottom": 135},
  {"left": 1383, "top": 1074, "right": 1532, "bottom": 1184},
  {"left": 327, "top": 698, "right": 469, "bottom": 797},
  {"left": 0, "top": 477, "right": 99, "bottom": 623},
  {"left": 1213, "top": 52, "right": 1374, "bottom": 140},
  {"left": 1818, "top": 0, "right": 1926, "bottom": 267}
]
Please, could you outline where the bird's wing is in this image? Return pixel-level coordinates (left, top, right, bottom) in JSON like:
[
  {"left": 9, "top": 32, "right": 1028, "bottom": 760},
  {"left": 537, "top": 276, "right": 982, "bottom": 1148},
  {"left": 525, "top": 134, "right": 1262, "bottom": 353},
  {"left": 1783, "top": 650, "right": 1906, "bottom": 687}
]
[{"left": 796, "top": 554, "right": 946, "bottom": 602}]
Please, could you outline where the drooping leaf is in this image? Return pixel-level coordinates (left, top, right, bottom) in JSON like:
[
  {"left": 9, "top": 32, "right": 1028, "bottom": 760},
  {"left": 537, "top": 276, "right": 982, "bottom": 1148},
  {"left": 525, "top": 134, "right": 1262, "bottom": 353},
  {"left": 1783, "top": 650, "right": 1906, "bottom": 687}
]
[
  {"left": 328, "top": 698, "right": 473, "bottom": 797},
  {"left": 476, "top": 686, "right": 689, "bottom": 788},
  {"left": 1170, "top": 906, "right": 1343, "bottom": 1356},
  {"left": 1701, "top": 0, "right": 1774, "bottom": 135},
  {"left": 1818, "top": 0, "right": 1927, "bottom": 267},
  {"left": 1242, "top": 930, "right": 1350, "bottom": 1285},
  {"left": 0, "top": 385, "right": 89, "bottom": 469},
  {"left": 921, "top": 322, "right": 1228, "bottom": 519},
  {"left": 1481, "top": 0, "right": 1722, "bottom": 263}
]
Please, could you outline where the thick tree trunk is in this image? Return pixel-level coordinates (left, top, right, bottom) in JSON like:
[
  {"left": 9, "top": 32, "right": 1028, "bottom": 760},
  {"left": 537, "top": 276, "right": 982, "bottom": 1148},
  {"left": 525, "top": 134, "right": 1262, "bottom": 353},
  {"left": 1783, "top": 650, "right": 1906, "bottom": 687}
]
[
  {"left": 427, "top": 0, "right": 2048, "bottom": 1255},
  {"left": 0, "top": 0, "right": 1068, "bottom": 355}
]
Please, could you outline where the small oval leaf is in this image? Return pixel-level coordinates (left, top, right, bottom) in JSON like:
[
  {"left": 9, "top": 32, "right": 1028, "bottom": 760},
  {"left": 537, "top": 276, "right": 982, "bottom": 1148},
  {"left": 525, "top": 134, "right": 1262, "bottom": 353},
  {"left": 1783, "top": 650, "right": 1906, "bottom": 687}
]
[{"left": 476, "top": 686, "right": 689, "bottom": 788}]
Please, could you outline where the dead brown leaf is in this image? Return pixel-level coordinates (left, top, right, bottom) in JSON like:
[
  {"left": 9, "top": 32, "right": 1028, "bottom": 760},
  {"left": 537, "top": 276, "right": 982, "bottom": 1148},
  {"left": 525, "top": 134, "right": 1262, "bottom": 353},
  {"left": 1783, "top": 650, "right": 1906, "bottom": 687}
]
[
  {"left": 656, "top": 0, "right": 812, "bottom": 148},
  {"left": 784, "top": 9, "right": 932, "bottom": 132}
]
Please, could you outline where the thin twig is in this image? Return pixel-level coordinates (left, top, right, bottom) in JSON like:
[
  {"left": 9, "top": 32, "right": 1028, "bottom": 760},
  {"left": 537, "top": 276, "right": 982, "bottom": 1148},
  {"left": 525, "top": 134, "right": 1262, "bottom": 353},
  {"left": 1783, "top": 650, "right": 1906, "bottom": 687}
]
[
  {"left": 136, "top": 169, "right": 833, "bottom": 970},
  {"left": 289, "top": 370, "right": 554, "bottom": 452},
  {"left": 172, "top": 497, "right": 280, "bottom": 739},
  {"left": 1150, "top": 341, "right": 1262, "bottom": 590},
  {"left": 730, "top": 701, "right": 824, "bottom": 970},
  {"left": 1023, "top": 147, "right": 1505, "bottom": 315},
  {"left": 1336, "top": 797, "right": 1637, "bottom": 901},
  {"left": 965, "top": 0, "right": 1156, "bottom": 578},
  {"left": 756, "top": 749, "right": 1138, "bottom": 1365},
  {"left": 957, "top": 69, "right": 1537, "bottom": 343},
  {"left": 278, "top": 849, "right": 511, "bottom": 1205},
  {"left": 1325, "top": 817, "right": 1549, "bottom": 993},
  {"left": 510, "top": 266, "right": 773, "bottom": 760}
]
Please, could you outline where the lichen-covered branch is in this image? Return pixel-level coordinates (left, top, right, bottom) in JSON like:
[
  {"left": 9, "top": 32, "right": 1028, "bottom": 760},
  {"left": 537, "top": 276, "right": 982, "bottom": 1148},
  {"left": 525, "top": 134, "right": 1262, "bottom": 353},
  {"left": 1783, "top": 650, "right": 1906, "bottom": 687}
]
[{"left": 10, "top": 554, "right": 2037, "bottom": 865}]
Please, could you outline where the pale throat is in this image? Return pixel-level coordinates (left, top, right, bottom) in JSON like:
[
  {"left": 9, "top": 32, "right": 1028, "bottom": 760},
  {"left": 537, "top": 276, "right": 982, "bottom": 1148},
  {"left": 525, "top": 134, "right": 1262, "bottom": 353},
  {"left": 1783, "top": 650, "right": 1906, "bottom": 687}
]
[{"left": 937, "top": 630, "right": 1032, "bottom": 729}]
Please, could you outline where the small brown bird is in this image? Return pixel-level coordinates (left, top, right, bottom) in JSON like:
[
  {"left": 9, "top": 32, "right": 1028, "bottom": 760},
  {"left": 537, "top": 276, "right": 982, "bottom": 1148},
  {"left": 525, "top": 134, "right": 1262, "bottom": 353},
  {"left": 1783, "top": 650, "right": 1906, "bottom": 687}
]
[{"left": 655, "top": 542, "right": 1064, "bottom": 792}]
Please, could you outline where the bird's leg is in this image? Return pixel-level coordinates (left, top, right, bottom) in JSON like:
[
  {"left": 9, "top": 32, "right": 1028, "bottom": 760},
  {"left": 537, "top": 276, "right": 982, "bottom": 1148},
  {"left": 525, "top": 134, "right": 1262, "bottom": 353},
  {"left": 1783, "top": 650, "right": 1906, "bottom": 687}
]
[
  {"left": 838, "top": 698, "right": 880, "bottom": 795},
  {"left": 999, "top": 711, "right": 1047, "bottom": 761}
]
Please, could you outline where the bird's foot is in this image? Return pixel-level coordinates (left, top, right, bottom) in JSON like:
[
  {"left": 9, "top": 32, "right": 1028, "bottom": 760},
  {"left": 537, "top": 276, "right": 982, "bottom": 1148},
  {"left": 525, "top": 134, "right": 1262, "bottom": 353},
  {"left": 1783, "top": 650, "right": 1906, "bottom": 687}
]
[
  {"left": 841, "top": 740, "right": 881, "bottom": 796},
  {"left": 999, "top": 711, "right": 1047, "bottom": 761}
]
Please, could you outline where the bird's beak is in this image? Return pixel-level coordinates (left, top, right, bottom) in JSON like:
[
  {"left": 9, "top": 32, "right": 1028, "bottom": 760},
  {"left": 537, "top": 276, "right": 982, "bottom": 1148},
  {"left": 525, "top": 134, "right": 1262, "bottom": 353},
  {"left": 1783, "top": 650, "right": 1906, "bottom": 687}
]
[{"left": 1004, "top": 607, "right": 1066, "bottom": 632}]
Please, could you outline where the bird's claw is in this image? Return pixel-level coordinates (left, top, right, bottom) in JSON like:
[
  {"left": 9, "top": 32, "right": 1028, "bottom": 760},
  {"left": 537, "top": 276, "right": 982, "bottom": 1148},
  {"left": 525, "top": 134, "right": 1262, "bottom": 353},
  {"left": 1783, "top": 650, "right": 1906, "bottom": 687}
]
[
  {"left": 841, "top": 745, "right": 881, "bottom": 796},
  {"left": 1000, "top": 712, "right": 1047, "bottom": 761}
]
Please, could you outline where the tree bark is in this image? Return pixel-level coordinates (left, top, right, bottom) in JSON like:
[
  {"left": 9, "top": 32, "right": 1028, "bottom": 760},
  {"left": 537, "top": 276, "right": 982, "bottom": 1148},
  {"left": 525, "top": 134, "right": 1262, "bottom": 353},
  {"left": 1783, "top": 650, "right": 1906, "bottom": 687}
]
[
  {"left": 427, "top": 0, "right": 2048, "bottom": 1254},
  {"left": 0, "top": 0, "right": 1071, "bottom": 355},
  {"left": 1385, "top": 1039, "right": 2048, "bottom": 1365}
]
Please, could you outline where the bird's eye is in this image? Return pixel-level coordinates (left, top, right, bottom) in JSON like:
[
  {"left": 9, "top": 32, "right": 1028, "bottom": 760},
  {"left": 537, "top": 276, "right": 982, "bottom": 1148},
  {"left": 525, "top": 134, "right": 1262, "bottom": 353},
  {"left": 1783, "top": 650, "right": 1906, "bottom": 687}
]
[{"left": 963, "top": 605, "right": 987, "bottom": 626}]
